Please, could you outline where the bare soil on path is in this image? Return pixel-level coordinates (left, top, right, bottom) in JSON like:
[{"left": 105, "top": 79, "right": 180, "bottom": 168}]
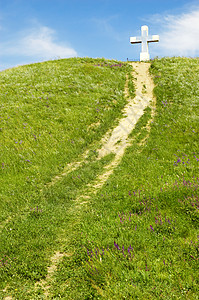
[
  {"left": 46, "top": 62, "right": 155, "bottom": 189},
  {"left": 82, "top": 62, "right": 156, "bottom": 195},
  {"left": 98, "top": 62, "right": 155, "bottom": 158},
  {"left": 32, "top": 62, "right": 156, "bottom": 298}
]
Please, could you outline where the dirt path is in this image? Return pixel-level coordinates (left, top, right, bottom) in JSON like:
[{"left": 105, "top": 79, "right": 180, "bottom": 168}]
[
  {"left": 77, "top": 62, "right": 155, "bottom": 198},
  {"left": 46, "top": 62, "right": 155, "bottom": 189},
  {"left": 43, "top": 63, "right": 156, "bottom": 199},
  {"left": 98, "top": 62, "right": 154, "bottom": 158},
  {"left": 34, "top": 62, "right": 156, "bottom": 298}
]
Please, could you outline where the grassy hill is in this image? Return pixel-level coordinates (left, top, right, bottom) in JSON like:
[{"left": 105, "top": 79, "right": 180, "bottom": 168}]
[{"left": 0, "top": 57, "right": 198, "bottom": 299}]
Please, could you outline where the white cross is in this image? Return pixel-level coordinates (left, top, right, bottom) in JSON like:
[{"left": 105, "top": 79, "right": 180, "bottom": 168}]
[{"left": 130, "top": 25, "right": 159, "bottom": 61}]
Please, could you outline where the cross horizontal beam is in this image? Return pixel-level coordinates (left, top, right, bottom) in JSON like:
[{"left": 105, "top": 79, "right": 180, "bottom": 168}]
[{"left": 130, "top": 35, "right": 159, "bottom": 44}]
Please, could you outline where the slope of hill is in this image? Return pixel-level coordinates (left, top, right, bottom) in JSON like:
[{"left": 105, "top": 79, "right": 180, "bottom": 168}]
[
  {"left": 0, "top": 58, "right": 132, "bottom": 298},
  {"left": 0, "top": 57, "right": 199, "bottom": 299}
]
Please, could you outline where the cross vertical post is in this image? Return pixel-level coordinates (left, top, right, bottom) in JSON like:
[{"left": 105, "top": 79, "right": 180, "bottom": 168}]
[{"left": 130, "top": 25, "right": 159, "bottom": 61}]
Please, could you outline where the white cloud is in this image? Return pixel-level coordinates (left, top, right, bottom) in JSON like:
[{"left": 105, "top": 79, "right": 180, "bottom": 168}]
[
  {"left": 156, "top": 7, "right": 199, "bottom": 57},
  {"left": 21, "top": 26, "right": 77, "bottom": 59},
  {"left": 0, "top": 25, "right": 77, "bottom": 60}
]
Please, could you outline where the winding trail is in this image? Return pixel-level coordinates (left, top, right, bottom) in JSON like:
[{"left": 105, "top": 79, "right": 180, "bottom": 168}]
[
  {"left": 98, "top": 62, "right": 154, "bottom": 157},
  {"left": 46, "top": 62, "right": 155, "bottom": 189},
  {"left": 34, "top": 62, "right": 156, "bottom": 298},
  {"left": 77, "top": 62, "right": 156, "bottom": 200}
]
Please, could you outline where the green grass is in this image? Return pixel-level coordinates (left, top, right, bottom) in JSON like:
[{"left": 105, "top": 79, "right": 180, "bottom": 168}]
[
  {"left": 50, "top": 57, "right": 198, "bottom": 299},
  {"left": 0, "top": 57, "right": 199, "bottom": 299},
  {"left": 0, "top": 57, "right": 131, "bottom": 298},
  {"left": 0, "top": 57, "right": 129, "bottom": 218}
]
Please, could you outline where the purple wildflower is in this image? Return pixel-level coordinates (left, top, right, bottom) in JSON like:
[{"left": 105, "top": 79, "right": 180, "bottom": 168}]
[
  {"left": 150, "top": 225, "right": 154, "bottom": 231},
  {"left": 114, "top": 241, "right": 120, "bottom": 250}
]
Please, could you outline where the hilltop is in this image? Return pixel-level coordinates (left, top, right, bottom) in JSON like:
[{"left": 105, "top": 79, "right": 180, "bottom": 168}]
[{"left": 0, "top": 57, "right": 198, "bottom": 299}]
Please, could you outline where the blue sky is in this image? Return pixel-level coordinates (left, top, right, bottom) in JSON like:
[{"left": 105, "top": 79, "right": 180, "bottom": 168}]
[{"left": 0, "top": 0, "right": 199, "bottom": 70}]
